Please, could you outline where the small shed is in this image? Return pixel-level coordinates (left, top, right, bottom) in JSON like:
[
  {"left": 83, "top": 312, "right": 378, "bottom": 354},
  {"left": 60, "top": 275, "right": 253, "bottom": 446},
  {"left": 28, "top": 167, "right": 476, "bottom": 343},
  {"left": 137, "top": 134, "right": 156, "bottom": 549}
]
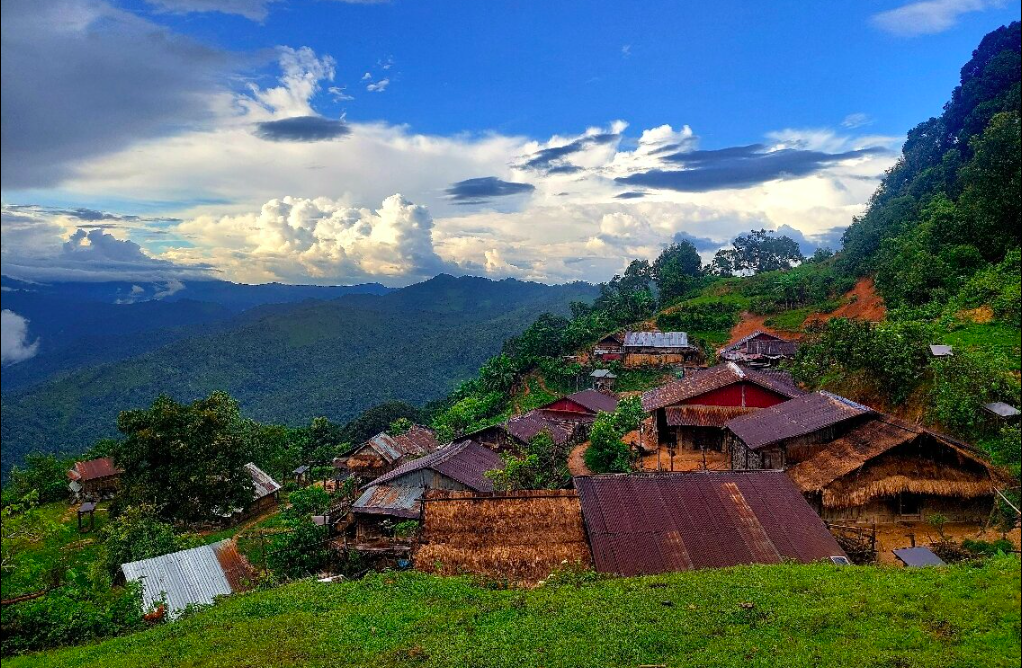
[
  {"left": 344, "top": 425, "right": 442, "bottom": 480},
  {"left": 589, "top": 369, "right": 617, "bottom": 391},
  {"left": 67, "top": 457, "right": 122, "bottom": 500},
  {"left": 928, "top": 344, "right": 954, "bottom": 357},
  {"left": 574, "top": 471, "right": 846, "bottom": 575},
  {"left": 416, "top": 489, "right": 592, "bottom": 583},
  {"left": 461, "top": 410, "right": 585, "bottom": 453},
  {"left": 244, "top": 462, "right": 282, "bottom": 517},
  {"left": 983, "top": 402, "right": 1020, "bottom": 421},
  {"left": 293, "top": 464, "right": 311, "bottom": 487},
  {"left": 719, "top": 330, "right": 798, "bottom": 367},
  {"left": 593, "top": 333, "right": 624, "bottom": 361},
  {"left": 120, "top": 539, "right": 254, "bottom": 619}
]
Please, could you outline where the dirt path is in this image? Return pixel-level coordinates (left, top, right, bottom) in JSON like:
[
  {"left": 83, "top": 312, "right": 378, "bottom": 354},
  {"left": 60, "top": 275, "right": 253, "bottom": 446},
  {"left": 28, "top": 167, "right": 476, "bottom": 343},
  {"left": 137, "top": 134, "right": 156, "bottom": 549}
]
[{"left": 567, "top": 442, "right": 592, "bottom": 477}]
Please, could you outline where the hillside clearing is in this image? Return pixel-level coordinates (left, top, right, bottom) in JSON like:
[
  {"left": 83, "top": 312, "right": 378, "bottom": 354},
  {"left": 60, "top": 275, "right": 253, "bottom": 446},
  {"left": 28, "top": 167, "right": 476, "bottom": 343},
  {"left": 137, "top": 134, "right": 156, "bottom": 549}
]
[{"left": 9, "top": 560, "right": 1020, "bottom": 668}]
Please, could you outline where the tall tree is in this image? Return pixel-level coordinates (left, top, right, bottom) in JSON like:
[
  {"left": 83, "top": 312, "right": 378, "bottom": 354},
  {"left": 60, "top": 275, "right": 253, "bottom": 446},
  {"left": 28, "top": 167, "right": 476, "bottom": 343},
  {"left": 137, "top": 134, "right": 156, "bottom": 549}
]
[
  {"left": 112, "top": 392, "right": 253, "bottom": 523},
  {"left": 710, "top": 229, "right": 804, "bottom": 275},
  {"left": 652, "top": 241, "right": 702, "bottom": 303}
]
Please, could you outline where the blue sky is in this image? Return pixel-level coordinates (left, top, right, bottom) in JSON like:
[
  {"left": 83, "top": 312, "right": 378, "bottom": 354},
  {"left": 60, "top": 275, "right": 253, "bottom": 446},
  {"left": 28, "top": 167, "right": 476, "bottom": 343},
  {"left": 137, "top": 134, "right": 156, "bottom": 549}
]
[{"left": 2, "top": 0, "right": 1019, "bottom": 287}]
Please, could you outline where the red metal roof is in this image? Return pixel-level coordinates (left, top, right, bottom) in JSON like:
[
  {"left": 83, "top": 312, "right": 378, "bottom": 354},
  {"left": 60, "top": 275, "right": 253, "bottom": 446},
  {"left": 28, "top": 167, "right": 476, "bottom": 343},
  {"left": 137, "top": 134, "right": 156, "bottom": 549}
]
[
  {"left": 68, "top": 457, "right": 122, "bottom": 482},
  {"left": 543, "top": 389, "right": 619, "bottom": 415},
  {"left": 725, "top": 391, "right": 874, "bottom": 451},
  {"left": 641, "top": 363, "right": 803, "bottom": 412},
  {"left": 574, "top": 471, "right": 845, "bottom": 575}
]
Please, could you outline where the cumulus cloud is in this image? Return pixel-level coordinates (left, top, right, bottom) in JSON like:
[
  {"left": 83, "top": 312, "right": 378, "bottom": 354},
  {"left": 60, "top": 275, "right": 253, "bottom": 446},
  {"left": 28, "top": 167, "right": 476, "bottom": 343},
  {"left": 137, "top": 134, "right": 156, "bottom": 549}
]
[
  {"left": 871, "top": 0, "right": 1004, "bottom": 37},
  {"left": 446, "top": 177, "right": 536, "bottom": 204},
  {"left": 1, "top": 0, "right": 236, "bottom": 188},
  {"left": 173, "top": 194, "right": 453, "bottom": 284},
  {"left": 366, "top": 78, "right": 390, "bottom": 93},
  {"left": 255, "top": 116, "right": 351, "bottom": 142},
  {"left": 1, "top": 310, "right": 40, "bottom": 365},
  {"left": 515, "top": 125, "right": 625, "bottom": 173}
]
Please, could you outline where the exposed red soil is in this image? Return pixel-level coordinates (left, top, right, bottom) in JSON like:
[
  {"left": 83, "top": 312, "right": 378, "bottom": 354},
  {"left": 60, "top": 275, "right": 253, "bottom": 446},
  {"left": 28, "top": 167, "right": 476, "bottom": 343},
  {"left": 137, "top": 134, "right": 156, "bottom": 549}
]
[
  {"left": 808, "top": 276, "right": 886, "bottom": 324},
  {"left": 567, "top": 442, "right": 592, "bottom": 477},
  {"left": 726, "top": 313, "right": 801, "bottom": 345}
]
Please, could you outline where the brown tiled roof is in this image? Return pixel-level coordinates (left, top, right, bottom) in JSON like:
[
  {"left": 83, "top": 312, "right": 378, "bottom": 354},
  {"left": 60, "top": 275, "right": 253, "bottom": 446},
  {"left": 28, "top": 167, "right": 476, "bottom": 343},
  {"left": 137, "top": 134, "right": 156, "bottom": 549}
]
[
  {"left": 505, "top": 411, "right": 578, "bottom": 446},
  {"left": 574, "top": 471, "right": 845, "bottom": 575},
  {"left": 641, "top": 362, "right": 803, "bottom": 412},
  {"left": 725, "top": 391, "right": 874, "bottom": 451},
  {"left": 68, "top": 457, "right": 122, "bottom": 482},
  {"left": 665, "top": 405, "right": 761, "bottom": 427},
  {"left": 368, "top": 440, "right": 503, "bottom": 492}
]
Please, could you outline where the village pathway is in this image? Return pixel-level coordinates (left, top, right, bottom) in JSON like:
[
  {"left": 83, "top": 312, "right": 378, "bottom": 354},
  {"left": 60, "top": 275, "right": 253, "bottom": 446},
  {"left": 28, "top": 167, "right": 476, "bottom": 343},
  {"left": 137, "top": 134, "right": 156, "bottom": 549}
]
[{"left": 567, "top": 442, "right": 592, "bottom": 477}]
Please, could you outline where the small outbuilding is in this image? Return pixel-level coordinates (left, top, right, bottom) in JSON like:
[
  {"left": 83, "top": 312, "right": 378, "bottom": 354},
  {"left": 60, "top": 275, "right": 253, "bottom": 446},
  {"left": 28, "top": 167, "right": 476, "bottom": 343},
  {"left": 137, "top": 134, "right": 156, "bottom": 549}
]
[
  {"left": 574, "top": 471, "right": 846, "bottom": 575},
  {"left": 342, "top": 425, "right": 442, "bottom": 480},
  {"left": 416, "top": 489, "right": 592, "bottom": 583},
  {"left": 983, "top": 401, "right": 1020, "bottom": 421},
  {"left": 244, "top": 462, "right": 282, "bottom": 518},
  {"left": 593, "top": 332, "right": 624, "bottom": 362},
  {"left": 589, "top": 369, "right": 617, "bottom": 392},
  {"left": 67, "top": 457, "right": 122, "bottom": 500},
  {"left": 622, "top": 330, "right": 704, "bottom": 367},
  {"left": 718, "top": 330, "right": 798, "bottom": 367}
]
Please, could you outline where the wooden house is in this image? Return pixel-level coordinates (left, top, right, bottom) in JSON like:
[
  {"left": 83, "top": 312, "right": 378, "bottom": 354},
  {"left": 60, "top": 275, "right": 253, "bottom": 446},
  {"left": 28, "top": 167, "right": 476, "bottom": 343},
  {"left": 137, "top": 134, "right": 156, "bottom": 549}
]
[
  {"left": 724, "top": 392, "right": 1003, "bottom": 524},
  {"left": 67, "top": 457, "right": 122, "bottom": 500},
  {"left": 244, "top": 462, "right": 282, "bottom": 517},
  {"left": 574, "top": 471, "right": 846, "bottom": 575},
  {"left": 718, "top": 330, "right": 798, "bottom": 368},
  {"left": 349, "top": 441, "right": 503, "bottom": 548},
  {"left": 341, "top": 425, "right": 441, "bottom": 480},
  {"left": 593, "top": 332, "right": 624, "bottom": 362},
  {"left": 641, "top": 362, "right": 804, "bottom": 453},
  {"left": 622, "top": 331, "right": 704, "bottom": 367},
  {"left": 415, "top": 489, "right": 592, "bottom": 584},
  {"left": 459, "top": 405, "right": 593, "bottom": 454},
  {"left": 589, "top": 369, "right": 617, "bottom": 392}
]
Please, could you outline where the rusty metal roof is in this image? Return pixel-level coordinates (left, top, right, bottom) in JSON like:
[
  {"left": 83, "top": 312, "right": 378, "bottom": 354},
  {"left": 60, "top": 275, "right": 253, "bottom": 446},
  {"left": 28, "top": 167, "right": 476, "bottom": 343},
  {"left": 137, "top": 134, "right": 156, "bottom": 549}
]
[
  {"left": 665, "top": 405, "right": 761, "bottom": 427},
  {"left": 357, "top": 425, "right": 441, "bottom": 464},
  {"left": 244, "top": 462, "right": 282, "bottom": 500},
  {"left": 725, "top": 391, "right": 874, "bottom": 450},
  {"left": 506, "top": 411, "right": 579, "bottom": 445},
  {"left": 120, "top": 539, "right": 253, "bottom": 619},
  {"left": 641, "top": 362, "right": 803, "bottom": 412},
  {"left": 368, "top": 440, "right": 503, "bottom": 492},
  {"left": 574, "top": 471, "right": 845, "bottom": 575},
  {"left": 624, "top": 331, "right": 691, "bottom": 349},
  {"left": 67, "top": 457, "right": 121, "bottom": 482},
  {"left": 352, "top": 484, "right": 425, "bottom": 518},
  {"left": 559, "top": 389, "right": 619, "bottom": 414},
  {"left": 719, "top": 331, "right": 798, "bottom": 361}
]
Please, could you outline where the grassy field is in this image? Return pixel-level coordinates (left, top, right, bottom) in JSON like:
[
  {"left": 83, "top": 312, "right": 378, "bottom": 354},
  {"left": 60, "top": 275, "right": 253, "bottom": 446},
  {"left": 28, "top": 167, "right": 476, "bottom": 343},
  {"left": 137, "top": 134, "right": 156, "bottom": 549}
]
[{"left": 9, "top": 559, "right": 1020, "bottom": 668}]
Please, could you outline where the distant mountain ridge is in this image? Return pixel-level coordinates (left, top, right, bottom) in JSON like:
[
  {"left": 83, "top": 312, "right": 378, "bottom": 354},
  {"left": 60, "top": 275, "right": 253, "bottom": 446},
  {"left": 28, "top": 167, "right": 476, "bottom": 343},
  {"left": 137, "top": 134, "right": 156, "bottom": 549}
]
[{"left": 1, "top": 274, "right": 597, "bottom": 472}]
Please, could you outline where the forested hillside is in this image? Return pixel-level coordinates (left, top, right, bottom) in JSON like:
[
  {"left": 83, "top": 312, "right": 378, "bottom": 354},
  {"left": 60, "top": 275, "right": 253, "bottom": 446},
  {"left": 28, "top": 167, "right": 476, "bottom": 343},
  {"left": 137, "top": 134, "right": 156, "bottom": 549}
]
[{"left": 1, "top": 275, "right": 596, "bottom": 472}]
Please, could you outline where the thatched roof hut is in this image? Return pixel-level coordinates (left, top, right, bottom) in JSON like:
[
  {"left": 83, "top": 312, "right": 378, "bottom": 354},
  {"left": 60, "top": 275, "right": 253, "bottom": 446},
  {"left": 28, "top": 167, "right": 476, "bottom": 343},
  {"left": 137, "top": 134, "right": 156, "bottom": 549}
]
[{"left": 416, "top": 489, "right": 592, "bottom": 584}]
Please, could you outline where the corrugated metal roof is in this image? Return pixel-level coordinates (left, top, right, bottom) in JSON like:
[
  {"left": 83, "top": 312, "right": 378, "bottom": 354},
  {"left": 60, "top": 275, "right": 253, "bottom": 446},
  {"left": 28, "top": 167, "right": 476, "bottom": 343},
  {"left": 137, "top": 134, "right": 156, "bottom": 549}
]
[
  {"left": 725, "top": 391, "right": 874, "bottom": 450},
  {"left": 358, "top": 425, "right": 441, "bottom": 464},
  {"left": 560, "top": 389, "right": 619, "bottom": 414},
  {"left": 666, "top": 405, "right": 761, "bottom": 427},
  {"left": 575, "top": 471, "right": 845, "bottom": 575},
  {"left": 353, "top": 484, "right": 425, "bottom": 518},
  {"left": 120, "top": 540, "right": 252, "bottom": 618},
  {"left": 893, "top": 546, "right": 946, "bottom": 567},
  {"left": 719, "top": 331, "right": 798, "bottom": 361},
  {"left": 984, "top": 401, "right": 1020, "bottom": 418},
  {"left": 68, "top": 457, "right": 121, "bottom": 482},
  {"left": 642, "top": 363, "right": 804, "bottom": 412},
  {"left": 929, "top": 344, "right": 954, "bottom": 357},
  {"left": 589, "top": 369, "right": 617, "bottom": 378},
  {"left": 244, "top": 462, "right": 282, "bottom": 500},
  {"left": 505, "top": 411, "right": 579, "bottom": 445},
  {"left": 623, "top": 331, "right": 691, "bottom": 349},
  {"left": 369, "top": 440, "right": 503, "bottom": 491}
]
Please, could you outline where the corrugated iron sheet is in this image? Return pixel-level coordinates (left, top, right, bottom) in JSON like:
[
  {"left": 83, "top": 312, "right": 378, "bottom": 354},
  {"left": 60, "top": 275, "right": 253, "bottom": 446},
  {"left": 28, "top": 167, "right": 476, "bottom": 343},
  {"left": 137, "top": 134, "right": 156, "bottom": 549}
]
[
  {"left": 725, "top": 391, "right": 874, "bottom": 451},
  {"left": 561, "top": 389, "right": 619, "bottom": 414},
  {"left": 244, "top": 462, "right": 282, "bottom": 500},
  {"left": 353, "top": 484, "right": 424, "bottom": 518},
  {"left": 623, "top": 331, "right": 691, "bottom": 349},
  {"left": 68, "top": 457, "right": 121, "bottom": 482},
  {"left": 665, "top": 405, "right": 760, "bottom": 427},
  {"left": 361, "top": 425, "right": 441, "bottom": 464},
  {"left": 368, "top": 441, "right": 503, "bottom": 491},
  {"left": 574, "top": 471, "right": 845, "bottom": 576},
  {"left": 642, "top": 363, "right": 803, "bottom": 412},
  {"left": 121, "top": 539, "right": 251, "bottom": 618},
  {"left": 719, "top": 330, "right": 798, "bottom": 362},
  {"left": 505, "top": 411, "right": 578, "bottom": 445}
]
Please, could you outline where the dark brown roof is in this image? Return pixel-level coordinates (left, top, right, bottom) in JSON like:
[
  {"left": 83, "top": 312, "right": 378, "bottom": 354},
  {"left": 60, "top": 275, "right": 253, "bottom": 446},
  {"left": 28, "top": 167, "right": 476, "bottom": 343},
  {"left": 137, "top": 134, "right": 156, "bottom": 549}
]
[
  {"left": 368, "top": 440, "right": 503, "bottom": 491},
  {"left": 641, "top": 362, "right": 803, "bottom": 412},
  {"left": 665, "top": 405, "right": 761, "bottom": 427},
  {"left": 561, "top": 389, "right": 619, "bottom": 414},
  {"left": 725, "top": 391, "right": 874, "bottom": 450},
  {"left": 505, "top": 411, "right": 578, "bottom": 445},
  {"left": 68, "top": 457, "right": 122, "bottom": 482},
  {"left": 719, "top": 330, "right": 798, "bottom": 361},
  {"left": 355, "top": 425, "right": 441, "bottom": 464},
  {"left": 574, "top": 471, "right": 845, "bottom": 575},
  {"left": 352, "top": 484, "right": 424, "bottom": 518}
]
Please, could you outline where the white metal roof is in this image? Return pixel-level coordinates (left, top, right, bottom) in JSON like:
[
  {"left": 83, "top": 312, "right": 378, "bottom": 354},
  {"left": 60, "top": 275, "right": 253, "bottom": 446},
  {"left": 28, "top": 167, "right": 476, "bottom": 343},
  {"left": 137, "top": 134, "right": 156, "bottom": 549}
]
[{"left": 120, "top": 540, "right": 235, "bottom": 618}]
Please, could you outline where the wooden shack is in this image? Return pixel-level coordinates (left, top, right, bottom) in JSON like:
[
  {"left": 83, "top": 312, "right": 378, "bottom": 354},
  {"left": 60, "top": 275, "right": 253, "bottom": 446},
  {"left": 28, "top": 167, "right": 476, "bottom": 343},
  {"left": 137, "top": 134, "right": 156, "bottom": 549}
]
[
  {"left": 622, "top": 331, "right": 704, "bottom": 367},
  {"left": 416, "top": 489, "right": 592, "bottom": 583},
  {"left": 341, "top": 425, "right": 441, "bottom": 480},
  {"left": 67, "top": 457, "right": 122, "bottom": 500},
  {"left": 718, "top": 330, "right": 798, "bottom": 367},
  {"left": 724, "top": 392, "right": 1003, "bottom": 524},
  {"left": 641, "top": 362, "right": 804, "bottom": 453},
  {"left": 593, "top": 332, "right": 624, "bottom": 362}
]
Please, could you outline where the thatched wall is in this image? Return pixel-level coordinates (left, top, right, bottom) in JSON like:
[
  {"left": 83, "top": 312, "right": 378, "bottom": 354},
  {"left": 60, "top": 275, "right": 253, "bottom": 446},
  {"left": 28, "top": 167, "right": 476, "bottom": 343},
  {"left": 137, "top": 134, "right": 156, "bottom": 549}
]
[
  {"left": 416, "top": 490, "right": 592, "bottom": 584},
  {"left": 820, "top": 456, "right": 994, "bottom": 509}
]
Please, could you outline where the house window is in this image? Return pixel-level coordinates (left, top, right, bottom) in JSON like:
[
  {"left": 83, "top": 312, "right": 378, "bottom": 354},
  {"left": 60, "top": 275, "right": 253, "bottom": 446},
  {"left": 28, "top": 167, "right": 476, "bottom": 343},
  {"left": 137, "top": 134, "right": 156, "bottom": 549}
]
[{"left": 898, "top": 493, "right": 922, "bottom": 517}]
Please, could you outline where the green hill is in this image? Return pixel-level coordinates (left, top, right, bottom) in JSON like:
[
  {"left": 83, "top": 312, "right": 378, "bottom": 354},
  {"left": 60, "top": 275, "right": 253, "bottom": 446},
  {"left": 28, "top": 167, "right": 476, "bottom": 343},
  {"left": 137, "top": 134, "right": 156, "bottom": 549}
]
[
  {"left": 8, "top": 561, "right": 1019, "bottom": 668},
  {"left": 0, "top": 275, "right": 597, "bottom": 471}
]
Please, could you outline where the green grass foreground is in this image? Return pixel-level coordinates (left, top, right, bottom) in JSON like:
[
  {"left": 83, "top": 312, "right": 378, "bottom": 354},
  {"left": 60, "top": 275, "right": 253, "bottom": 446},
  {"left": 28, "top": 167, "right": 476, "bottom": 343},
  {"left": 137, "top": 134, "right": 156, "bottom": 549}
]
[{"left": 10, "top": 559, "right": 1020, "bottom": 668}]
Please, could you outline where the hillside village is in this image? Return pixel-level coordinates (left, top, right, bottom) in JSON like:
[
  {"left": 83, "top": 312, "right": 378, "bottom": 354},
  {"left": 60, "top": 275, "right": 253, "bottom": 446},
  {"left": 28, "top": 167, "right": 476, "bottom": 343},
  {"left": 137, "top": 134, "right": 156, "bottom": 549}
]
[{"left": 1, "top": 18, "right": 1020, "bottom": 668}]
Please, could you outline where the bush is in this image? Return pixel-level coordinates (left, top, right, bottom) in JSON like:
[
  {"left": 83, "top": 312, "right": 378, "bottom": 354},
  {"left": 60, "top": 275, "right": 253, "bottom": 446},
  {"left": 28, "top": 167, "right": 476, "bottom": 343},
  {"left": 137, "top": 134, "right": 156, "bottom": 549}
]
[
  {"left": 656, "top": 302, "right": 740, "bottom": 332},
  {"left": 101, "top": 504, "right": 198, "bottom": 576},
  {"left": 929, "top": 349, "right": 1020, "bottom": 436}
]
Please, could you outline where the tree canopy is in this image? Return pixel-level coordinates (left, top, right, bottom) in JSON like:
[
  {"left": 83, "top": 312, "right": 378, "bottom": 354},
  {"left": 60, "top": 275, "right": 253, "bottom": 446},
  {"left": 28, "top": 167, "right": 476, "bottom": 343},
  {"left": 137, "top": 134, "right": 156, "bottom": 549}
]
[{"left": 710, "top": 230, "right": 804, "bottom": 276}]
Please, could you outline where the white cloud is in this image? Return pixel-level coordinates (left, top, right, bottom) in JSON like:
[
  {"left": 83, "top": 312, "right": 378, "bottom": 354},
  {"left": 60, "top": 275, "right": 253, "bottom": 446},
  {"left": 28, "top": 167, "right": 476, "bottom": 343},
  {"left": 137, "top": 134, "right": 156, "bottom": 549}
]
[
  {"left": 145, "top": 1, "right": 280, "bottom": 21},
  {"left": 841, "top": 113, "right": 873, "bottom": 129},
  {"left": 871, "top": 0, "right": 1004, "bottom": 37},
  {"left": 366, "top": 78, "right": 390, "bottom": 93},
  {"left": 1, "top": 310, "right": 40, "bottom": 365}
]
